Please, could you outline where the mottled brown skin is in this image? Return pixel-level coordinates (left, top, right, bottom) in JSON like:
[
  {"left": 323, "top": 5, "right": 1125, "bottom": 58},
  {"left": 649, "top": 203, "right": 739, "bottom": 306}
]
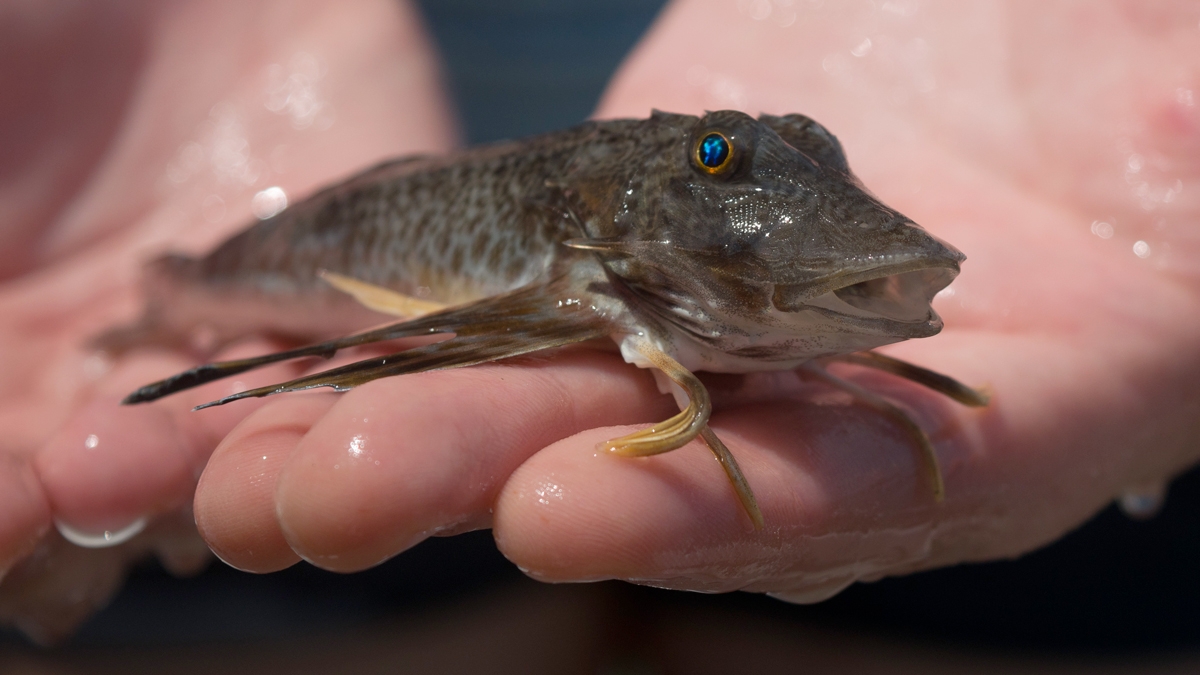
[
  {"left": 112, "top": 110, "right": 959, "bottom": 366},
  {"left": 117, "top": 111, "right": 980, "bottom": 525},
  {"left": 116, "top": 109, "right": 966, "bottom": 398}
]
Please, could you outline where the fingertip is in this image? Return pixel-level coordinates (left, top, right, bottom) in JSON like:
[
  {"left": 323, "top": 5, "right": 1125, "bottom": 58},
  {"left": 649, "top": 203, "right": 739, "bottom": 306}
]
[
  {"left": 35, "top": 396, "right": 195, "bottom": 535},
  {"left": 0, "top": 457, "right": 53, "bottom": 576},
  {"left": 493, "top": 426, "right": 758, "bottom": 586},
  {"left": 496, "top": 396, "right": 962, "bottom": 594},
  {"left": 273, "top": 386, "right": 440, "bottom": 572},
  {"left": 272, "top": 354, "right": 673, "bottom": 573},
  {"left": 42, "top": 340, "right": 327, "bottom": 547},
  {"left": 194, "top": 396, "right": 336, "bottom": 573}
]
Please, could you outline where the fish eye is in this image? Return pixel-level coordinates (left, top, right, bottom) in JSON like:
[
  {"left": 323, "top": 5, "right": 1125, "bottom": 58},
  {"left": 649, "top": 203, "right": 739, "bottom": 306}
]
[{"left": 694, "top": 132, "right": 733, "bottom": 174}]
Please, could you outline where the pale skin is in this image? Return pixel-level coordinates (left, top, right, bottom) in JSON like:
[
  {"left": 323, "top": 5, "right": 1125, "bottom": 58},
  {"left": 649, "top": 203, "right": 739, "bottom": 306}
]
[
  {"left": 0, "top": 0, "right": 456, "bottom": 641},
  {"left": 2, "top": 0, "right": 1199, "bottom": 641}
]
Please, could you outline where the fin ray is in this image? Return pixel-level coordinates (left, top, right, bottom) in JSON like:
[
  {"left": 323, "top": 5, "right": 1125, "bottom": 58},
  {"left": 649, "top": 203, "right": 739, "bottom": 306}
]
[
  {"left": 832, "top": 351, "right": 990, "bottom": 407},
  {"left": 125, "top": 278, "right": 606, "bottom": 405}
]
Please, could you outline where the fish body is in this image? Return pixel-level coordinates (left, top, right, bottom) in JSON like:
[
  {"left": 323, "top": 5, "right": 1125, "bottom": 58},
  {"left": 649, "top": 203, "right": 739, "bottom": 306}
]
[
  {"left": 116, "top": 110, "right": 984, "bottom": 527},
  {"left": 118, "top": 110, "right": 960, "bottom": 372}
]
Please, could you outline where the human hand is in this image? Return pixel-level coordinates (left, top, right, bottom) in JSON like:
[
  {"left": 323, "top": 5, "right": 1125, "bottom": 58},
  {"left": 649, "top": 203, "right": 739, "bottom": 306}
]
[
  {"left": 495, "top": 0, "right": 1200, "bottom": 598},
  {"left": 0, "top": 0, "right": 454, "bottom": 642},
  {"left": 188, "top": 0, "right": 1200, "bottom": 603}
]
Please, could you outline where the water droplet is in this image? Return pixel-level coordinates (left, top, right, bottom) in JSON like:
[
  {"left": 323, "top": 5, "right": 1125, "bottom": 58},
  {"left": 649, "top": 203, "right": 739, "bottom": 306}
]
[
  {"left": 1133, "top": 240, "right": 1151, "bottom": 258},
  {"left": 533, "top": 481, "right": 564, "bottom": 506},
  {"left": 850, "top": 38, "right": 873, "bottom": 57},
  {"left": 56, "top": 516, "right": 148, "bottom": 548},
  {"left": 263, "top": 52, "right": 330, "bottom": 130},
  {"left": 82, "top": 353, "right": 112, "bottom": 380},
  {"left": 251, "top": 186, "right": 288, "bottom": 219},
  {"left": 1118, "top": 481, "right": 1167, "bottom": 520},
  {"left": 1090, "top": 220, "right": 1114, "bottom": 239},
  {"left": 84, "top": 434, "right": 99, "bottom": 450}
]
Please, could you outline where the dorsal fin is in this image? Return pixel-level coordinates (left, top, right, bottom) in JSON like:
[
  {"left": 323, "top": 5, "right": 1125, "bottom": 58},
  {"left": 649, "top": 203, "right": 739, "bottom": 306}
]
[{"left": 758, "top": 113, "right": 850, "bottom": 174}]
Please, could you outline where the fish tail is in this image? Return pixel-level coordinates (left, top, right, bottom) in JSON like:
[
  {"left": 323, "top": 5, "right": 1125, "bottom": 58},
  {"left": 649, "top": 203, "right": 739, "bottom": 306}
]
[{"left": 91, "top": 255, "right": 204, "bottom": 355}]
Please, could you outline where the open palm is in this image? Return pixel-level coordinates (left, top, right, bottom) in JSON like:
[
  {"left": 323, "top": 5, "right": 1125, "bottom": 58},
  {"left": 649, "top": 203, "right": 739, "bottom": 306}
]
[
  {"left": 189, "top": 0, "right": 1200, "bottom": 599},
  {"left": 3, "top": 0, "right": 1197, "bottom": 642},
  {"left": 0, "top": 0, "right": 454, "bottom": 641}
]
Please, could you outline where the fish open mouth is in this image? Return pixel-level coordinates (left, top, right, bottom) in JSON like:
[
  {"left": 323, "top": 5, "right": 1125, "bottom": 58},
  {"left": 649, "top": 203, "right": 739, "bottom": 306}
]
[
  {"left": 773, "top": 263, "right": 958, "bottom": 330},
  {"left": 829, "top": 266, "right": 956, "bottom": 322}
]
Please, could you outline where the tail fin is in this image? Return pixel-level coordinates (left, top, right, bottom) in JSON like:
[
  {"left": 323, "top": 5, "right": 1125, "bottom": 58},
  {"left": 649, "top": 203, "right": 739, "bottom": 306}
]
[{"left": 91, "top": 255, "right": 202, "bottom": 355}]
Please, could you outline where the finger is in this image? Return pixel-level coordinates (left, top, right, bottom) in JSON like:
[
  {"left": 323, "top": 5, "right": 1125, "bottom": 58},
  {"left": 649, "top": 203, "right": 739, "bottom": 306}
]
[
  {"left": 194, "top": 394, "right": 338, "bottom": 573},
  {"left": 147, "top": 507, "right": 214, "bottom": 578},
  {"left": 0, "top": 533, "right": 129, "bottom": 645},
  {"left": 192, "top": 340, "right": 465, "bottom": 572},
  {"left": 0, "top": 515, "right": 209, "bottom": 645},
  {"left": 493, "top": 389, "right": 981, "bottom": 599},
  {"left": 271, "top": 348, "right": 676, "bottom": 572},
  {"left": 34, "top": 341, "right": 290, "bottom": 539},
  {"left": 0, "top": 456, "right": 52, "bottom": 579}
]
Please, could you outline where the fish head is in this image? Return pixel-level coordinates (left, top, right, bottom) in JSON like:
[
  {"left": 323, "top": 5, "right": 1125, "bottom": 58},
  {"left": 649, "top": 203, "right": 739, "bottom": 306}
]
[{"left": 581, "top": 110, "right": 964, "bottom": 364}]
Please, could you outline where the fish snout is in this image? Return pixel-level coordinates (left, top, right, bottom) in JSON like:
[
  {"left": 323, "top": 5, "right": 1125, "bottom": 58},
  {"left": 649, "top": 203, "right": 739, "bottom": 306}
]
[{"left": 770, "top": 226, "right": 962, "bottom": 334}]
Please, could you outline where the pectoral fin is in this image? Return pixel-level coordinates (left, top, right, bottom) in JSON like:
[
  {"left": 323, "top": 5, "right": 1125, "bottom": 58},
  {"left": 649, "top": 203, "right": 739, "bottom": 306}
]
[
  {"left": 318, "top": 270, "right": 446, "bottom": 318},
  {"left": 124, "top": 278, "right": 608, "bottom": 407}
]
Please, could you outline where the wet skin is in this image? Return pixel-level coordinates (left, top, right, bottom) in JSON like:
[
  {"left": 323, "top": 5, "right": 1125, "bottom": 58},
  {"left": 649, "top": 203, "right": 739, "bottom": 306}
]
[
  {"left": 0, "top": 0, "right": 456, "bottom": 641},
  {"left": 3, "top": 0, "right": 1200, "bottom": 640}
]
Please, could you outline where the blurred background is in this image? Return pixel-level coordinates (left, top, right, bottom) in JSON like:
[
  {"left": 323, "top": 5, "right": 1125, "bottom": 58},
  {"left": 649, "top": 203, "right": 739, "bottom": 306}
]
[{"left": 3, "top": 1, "right": 1200, "bottom": 672}]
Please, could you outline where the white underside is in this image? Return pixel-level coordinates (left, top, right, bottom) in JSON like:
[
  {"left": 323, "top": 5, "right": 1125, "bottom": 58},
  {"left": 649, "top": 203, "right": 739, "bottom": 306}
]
[{"left": 617, "top": 289, "right": 917, "bottom": 378}]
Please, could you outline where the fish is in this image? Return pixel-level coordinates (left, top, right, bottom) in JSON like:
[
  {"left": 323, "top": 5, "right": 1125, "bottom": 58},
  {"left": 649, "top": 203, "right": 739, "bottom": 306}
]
[{"left": 110, "top": 109, "right": 988, "bottom": 529}]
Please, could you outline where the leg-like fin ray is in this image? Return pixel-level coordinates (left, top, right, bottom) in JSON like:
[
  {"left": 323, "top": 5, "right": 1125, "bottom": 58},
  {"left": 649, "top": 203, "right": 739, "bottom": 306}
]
[
  {"left": 601, "top": 340, "right": 764, "bottom": 527},
  {"left": 123, "top": 317, "right": 448, "bottom": 405},
  {"left": 700, "top": 426, "right": 764, "bottom": 530},
  {"left": 194, "top": 311, "right": 604, "bottom": 410},
  {"left": 602, "top": 340, "right": 711, "bottom": 456},
  {"left": 124, "top": 278, "right": 607, "bottom": 406},
  {"left": 832, "top": 351, "right": 990, "bottom": 407},
  {"left": 801, "top": 361, "right": 945, "bottom": 502}
]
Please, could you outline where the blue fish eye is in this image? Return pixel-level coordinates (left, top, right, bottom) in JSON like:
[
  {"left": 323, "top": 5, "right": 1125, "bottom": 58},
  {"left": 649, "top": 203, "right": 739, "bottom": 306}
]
[{"left": 696, "top": 132, "right": 732, "bottom": 172}]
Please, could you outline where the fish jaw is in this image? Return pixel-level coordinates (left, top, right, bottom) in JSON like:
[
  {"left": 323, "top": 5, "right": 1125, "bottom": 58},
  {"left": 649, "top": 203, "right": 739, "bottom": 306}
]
[
  {"left": 608, "top": 235, "right": 963, "bottom": 374},
  {"left": 771, "top": 248, "right": 962, "bottom": 337}
]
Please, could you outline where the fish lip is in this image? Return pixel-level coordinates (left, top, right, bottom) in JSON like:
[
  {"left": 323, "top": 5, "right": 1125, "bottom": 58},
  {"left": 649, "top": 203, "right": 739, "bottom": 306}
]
[
  {"left": 772, "top": 258, "right": 960, "bottom": 335},
  {"left": 813, "top": 252, "right": 963, "bottom": 296}
]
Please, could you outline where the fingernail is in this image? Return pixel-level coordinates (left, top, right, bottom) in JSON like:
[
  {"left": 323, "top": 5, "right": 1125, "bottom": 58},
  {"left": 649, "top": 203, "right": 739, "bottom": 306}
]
[{"left": 54, "top": 516, "right": 148, "bottom": 548}]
